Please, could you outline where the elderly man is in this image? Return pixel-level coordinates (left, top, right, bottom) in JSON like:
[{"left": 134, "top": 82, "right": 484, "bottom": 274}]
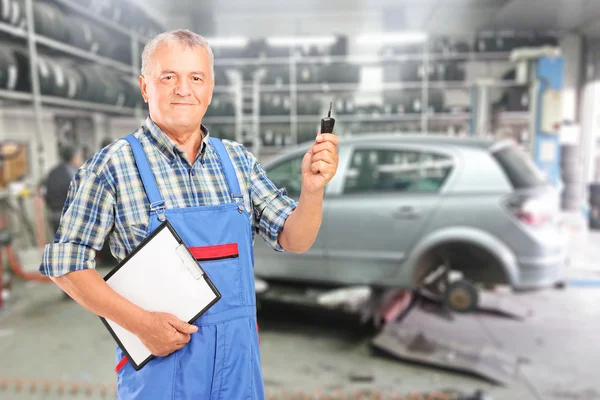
[{"left": 39, "top": 29, "right": 339, "bottom": 399}]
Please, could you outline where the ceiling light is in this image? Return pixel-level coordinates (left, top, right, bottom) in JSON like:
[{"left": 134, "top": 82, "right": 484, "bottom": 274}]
[
  {"left": 266, "top": 36, "right": 337, "bottom": 47},
  {"left": 206, "top": 37, "right": 249, "bottom": 47},
  {"left": 356, "top": 32, "right": 428, "bottom": 45}
]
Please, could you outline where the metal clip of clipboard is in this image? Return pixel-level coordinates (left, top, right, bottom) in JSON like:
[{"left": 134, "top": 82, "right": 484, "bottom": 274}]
[{"left": 176, "top": 244, "right": 204, "bottom": 280}]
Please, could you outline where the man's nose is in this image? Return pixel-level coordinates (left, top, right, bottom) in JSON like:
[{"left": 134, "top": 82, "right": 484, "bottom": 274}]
[{"left": 175, "top": 79, "right": 191, "bottom": 96}]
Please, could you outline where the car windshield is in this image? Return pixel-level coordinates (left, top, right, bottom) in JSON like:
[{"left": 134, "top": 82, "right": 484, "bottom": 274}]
[{"left": 492, "top": 144, "right": 548, "bottom": 189}]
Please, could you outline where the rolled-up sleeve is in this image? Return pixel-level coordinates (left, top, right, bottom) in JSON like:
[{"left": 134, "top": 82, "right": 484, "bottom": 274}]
[
  {"left": 250, "top": 158, "right": 298, "bottom": 251},
  {"left": 40, "top": 169, "right": 115, "bottom": 277}
]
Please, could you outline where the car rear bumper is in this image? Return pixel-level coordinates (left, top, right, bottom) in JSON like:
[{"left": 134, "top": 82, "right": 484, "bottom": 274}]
[{"left": 512, "top": 252, "right": 569, "bottom": 290}]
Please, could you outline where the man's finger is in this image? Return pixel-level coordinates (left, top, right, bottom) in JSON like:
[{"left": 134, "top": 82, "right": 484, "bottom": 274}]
[
  {"left": 170, "top": 317, "right": 198, "bottom": 334},
  {"left": 174, "top": 332, "right": 191, "bottom": 344},
  {"left": 311, "top": 151, "right": 335, "bottom": 164},
  {"left": 311, "top": 141, "right": 337, "bottom": 155},
  {"left": 313, "top": 162, "right": 336, "bottom": 180},
  {"left": 311, "top": 160, "right": 323, "bottom": 174},
  {"left": 315, "top": 133, "right": 338, "bottom": 146}
]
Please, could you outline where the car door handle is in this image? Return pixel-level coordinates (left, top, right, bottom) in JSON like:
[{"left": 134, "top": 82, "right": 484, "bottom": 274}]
[{"left": 392, "top": 206, "right": 421, "bottom": 219}]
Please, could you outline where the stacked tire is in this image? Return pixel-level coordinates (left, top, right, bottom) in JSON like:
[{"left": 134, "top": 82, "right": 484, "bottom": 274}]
[
  {"left": 208, "top": 125, "right": 236, "bottom": 141},
  {"left": 318, "top": 63, "right": 360, "bottom": 84},
  {"left": 332, "top": 96, "right": 355, "bottom": 115},
  {"left": 560, "top": 144, "right": 583, "bottom": 211},
  {"left": 474, "top": 32, "right": 559, "bottom": 53},
  {"left": 260, "top": 93, "right": 291, "bottom": 116},
  {"left": 8, "top": 46, "right": 141, "bottom": 107},
  {"left": 589, "top": 183, "right": 600, "bottom": 230},
  {"left": 68, "top": 0, "right": 163, "bottom": 39},
  {"left": 33, "top": 1, "right": 69, "bottom": 42},
  {"left": 205, "top": 94, "right": 235, "bottom": 117},
  {"left": 383, "top": 90, "right": 444, "bottom": 114},
  {"left": 11, "top": 48, "right": 62, "bottom": 96},
  {"left": 261, "top": 124, "right": 288, "bottom": 147},
  {"left": 29, "top": 0, "right": 165, "bottom": 64},
  {"left": 262, "top": 65, "right": 289, "bottom": 86},
  {"left": 297, "top": 123, "right": 318, "bottom": 144},
  {"left": 11, "top": 48, "right": 80, "bottom": 98},
  {"left": 0, "top": 46, "right": 19, "bottom": 91},
  {"left": 76, "top": 63, "right": 129, "bottom": 106},
  {"left": 65, "top": 15, "right": 110, "bottom": 55},
  {"left": 0, "top": 0, "right": 26, "bottom": 29},
  {"left": 296, "top": 94, "right": 321, "bottom": 115},
  {"left": 296, "top": 64, "right": 319, "bottom": 85}
]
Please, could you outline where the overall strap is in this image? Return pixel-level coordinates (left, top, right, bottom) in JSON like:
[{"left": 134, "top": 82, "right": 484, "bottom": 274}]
[
  {"left": 124, "top": 134, "right": 166, "bottom": 220},
  {"left": 209, "top": 138, "right": 242, "bottom": 201}
]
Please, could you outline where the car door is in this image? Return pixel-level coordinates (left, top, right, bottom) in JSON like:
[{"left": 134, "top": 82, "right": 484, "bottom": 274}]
[
  {"left": 252, "top": 150, "right": 329, "bottom": 282},
  {"left": 321, "top": 144, "right": 454, "bottom": 287}
]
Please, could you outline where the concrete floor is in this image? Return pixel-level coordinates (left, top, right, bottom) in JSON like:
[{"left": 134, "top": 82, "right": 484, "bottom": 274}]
[{"left": 1, "top": 230, "right": 599, "bottom": 399}]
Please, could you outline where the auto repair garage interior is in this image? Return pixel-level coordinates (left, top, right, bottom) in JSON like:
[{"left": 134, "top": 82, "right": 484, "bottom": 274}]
[{"left": 1, "top": 0, "right": 600, "bottom": 399}]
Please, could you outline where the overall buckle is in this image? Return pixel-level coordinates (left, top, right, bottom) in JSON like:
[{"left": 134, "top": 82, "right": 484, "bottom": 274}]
[
  {"left": 150, "top": 200, "right": 167, "bottom": 222},
  {"left": 231, "top": 194, "right": 244, "bottom": 214}
]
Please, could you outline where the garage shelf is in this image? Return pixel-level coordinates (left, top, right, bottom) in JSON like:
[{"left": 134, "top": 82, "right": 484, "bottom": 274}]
[
  {"left": 0, "top": 0, "right": 165, "bottom": 176},
  {"left": 0, "top": 89, "right": 137, "bottom": 115},
  {"left": 51, "top": 0, "right": 148, "bottom": 42},
  {"left": 205, "top": 113, "right": 473, "bottom": 125},
  {"left": 212, "top": 86, "right": 237, "bottom": 94},
  {"left": 253, "top": 80, "right": 526, "bottom": 93},
  {"left": 495, "top": 111, "right": 530, "bottom": 122},
  {"left": 34, "top": 35, "right": 133, "bottom": 74},
  {"left": 40, "top": 94, "right": 136, "bottom": 115},
  {"left": 0, "top": 89, "right": 33, "bottom": 102},
  {"left": 214, "top": 52, "right": 514, "bottom": 67},
  {"left": 0, "top": 20, "right": 27, "bottom": 39}
]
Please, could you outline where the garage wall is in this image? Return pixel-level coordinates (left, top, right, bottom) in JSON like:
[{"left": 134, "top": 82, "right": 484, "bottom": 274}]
[
  {"left": 0, "top": 106, "right": 59, "bottom": 183},
  {"left": 0, "top": 107, "right": 140, "bottom": 183}
]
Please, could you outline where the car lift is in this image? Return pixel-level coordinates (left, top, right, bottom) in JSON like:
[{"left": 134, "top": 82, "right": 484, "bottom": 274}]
[{"left": 255, "top": 278, "right": 530, "bottom": 388}]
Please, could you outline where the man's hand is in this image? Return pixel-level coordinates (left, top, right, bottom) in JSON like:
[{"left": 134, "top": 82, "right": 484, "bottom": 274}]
[
  {"left": 136, "top": 312, "right": 198, "bottom": 357},
  {"left": 300, "top": 133, "right": 339, "bottom": 194}
]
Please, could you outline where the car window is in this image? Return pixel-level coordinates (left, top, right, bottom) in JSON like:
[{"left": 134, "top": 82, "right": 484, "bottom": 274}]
[
  {"left": 266, "top": 155, "right": 303, "bottom": 197},
  {"left": 344, "top": 149, "right": 453, "bottom": 194},
  {"left": 492, "top": 145, "right": 548, "bottom": 189}
]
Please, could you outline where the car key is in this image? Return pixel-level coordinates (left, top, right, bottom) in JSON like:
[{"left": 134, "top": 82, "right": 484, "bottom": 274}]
[{"left": 320, "top": 102, "right": 335, "bottom": 134}]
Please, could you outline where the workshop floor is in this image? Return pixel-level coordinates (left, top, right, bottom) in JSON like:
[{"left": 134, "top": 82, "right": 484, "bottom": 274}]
[{"left": 1, "top": 229, "right": 599, "bottom": 399}]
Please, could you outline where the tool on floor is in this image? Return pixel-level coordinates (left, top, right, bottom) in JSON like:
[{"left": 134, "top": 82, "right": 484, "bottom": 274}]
[{"left": 256, "top": 279, "right": 529, "bottom": 386}]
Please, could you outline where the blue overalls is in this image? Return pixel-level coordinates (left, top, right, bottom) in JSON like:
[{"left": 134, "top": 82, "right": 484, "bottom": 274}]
[{"left": 115, "top": 134, "right": 264, "bottom": 399}]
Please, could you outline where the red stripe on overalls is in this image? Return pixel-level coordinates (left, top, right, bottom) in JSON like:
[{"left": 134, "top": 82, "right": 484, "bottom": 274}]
[
  {"left": 115, "top": 356, "right": 128, "bottom": 373},
  {"left": 189, "top": 243, "right": 239, "bottom": 260}
]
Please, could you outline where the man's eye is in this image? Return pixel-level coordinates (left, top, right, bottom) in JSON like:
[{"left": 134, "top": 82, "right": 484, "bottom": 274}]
[
  {"left": 163, "top": 76, "right": 173, "bottom": 80},
  {"left": 193, "top": 77, "right": 202, "bottom": 82}
]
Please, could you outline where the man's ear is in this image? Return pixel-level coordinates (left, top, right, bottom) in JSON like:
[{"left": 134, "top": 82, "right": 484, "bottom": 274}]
[{"left": 139, "top": 75, "right": 148, "bottom": 103}]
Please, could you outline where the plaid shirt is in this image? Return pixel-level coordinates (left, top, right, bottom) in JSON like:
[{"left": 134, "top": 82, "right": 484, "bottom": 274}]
[{"left": 40, "top": 117, "right": 298, "bottom": 277}]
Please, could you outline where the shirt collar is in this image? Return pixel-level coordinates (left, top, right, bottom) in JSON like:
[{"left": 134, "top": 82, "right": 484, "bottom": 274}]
[{"left": 143, "top": 116, "right": 210, "bottom": 163}]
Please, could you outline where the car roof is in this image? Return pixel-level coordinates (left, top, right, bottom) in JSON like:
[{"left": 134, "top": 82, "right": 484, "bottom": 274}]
[
  {"left": 334, "top": 133, "right": 499, "bottom": 149},
  {"left": 264, "top": 133, "right": 513, "bottom": 166}
]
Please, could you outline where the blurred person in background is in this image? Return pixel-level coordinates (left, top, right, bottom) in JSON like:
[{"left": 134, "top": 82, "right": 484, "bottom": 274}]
[
  {"left": 39, "top": 29, "right": 339, "bottom": 399},
  {"left": 40, "top": 145, "right": 83, "bottom": 301},
  {"left": 41, "top": 145, "right": 82, "bottom": 235}
]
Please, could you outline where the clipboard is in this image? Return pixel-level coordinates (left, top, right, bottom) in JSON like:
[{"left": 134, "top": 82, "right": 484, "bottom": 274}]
[{"left": 99, "top": 220, "right": 221, "bottom": 371}]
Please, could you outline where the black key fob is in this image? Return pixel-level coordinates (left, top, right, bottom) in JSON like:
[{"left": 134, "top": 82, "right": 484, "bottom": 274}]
[{"left": 321, "top": 102, "right": 335, "bottom": 134}]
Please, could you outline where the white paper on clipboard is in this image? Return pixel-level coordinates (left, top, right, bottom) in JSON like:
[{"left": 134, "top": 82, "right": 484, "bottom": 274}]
[{"left": 100, "top": 221, "right": 220, "bottom": 370}]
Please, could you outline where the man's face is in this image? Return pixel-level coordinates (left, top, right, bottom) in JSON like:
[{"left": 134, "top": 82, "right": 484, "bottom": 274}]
[
  {"left": 139, "top": 41, "right": 214, "bottom": 134},
  {"left": 72, "top": 151, "right": 83, "bottom": 167}
]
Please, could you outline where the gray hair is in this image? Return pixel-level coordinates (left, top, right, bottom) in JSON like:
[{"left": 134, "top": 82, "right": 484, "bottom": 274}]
[{"left": 141, "top": 29, "right": 214, "bottom": 78}]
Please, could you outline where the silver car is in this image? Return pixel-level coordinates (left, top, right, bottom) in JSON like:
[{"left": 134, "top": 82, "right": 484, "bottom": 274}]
[{"left": 253, "top": 134, "right": 568, "bottom": 309}]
